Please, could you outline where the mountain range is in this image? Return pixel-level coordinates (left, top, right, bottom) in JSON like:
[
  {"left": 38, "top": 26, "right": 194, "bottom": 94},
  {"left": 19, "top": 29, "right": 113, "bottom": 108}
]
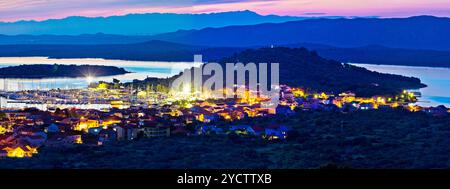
[
  {"left": 0, "top": 10, "right": 304, "bottom": 36},
  {"left": 151, "top": 15, "right": 450, "bottom": 51},
  {"left": 2, "top": 15, "right": 450, "bottom": 52},
  {"left": 1, "top": 12, "right": 450, "bottom": 67}
]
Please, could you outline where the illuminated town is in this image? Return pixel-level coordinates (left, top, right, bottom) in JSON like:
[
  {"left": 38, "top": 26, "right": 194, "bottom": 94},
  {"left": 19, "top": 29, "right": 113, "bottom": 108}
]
[{"left": 1, "top": 79, "right": 447, "bottom": 158}]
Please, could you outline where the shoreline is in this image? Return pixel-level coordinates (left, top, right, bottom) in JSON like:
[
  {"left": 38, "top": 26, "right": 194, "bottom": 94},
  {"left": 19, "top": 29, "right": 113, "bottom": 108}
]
[{"left": 0, "top": 63, "right": 131, "bottom": 79}]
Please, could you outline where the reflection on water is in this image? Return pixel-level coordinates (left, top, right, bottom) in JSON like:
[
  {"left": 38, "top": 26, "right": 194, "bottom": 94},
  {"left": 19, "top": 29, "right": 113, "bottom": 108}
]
[
  {"left": 0, "top": 57, "right": 197, "bottom": 91},
  {"left": 354, "top": 63, "right": 450, "bottom": 107}
]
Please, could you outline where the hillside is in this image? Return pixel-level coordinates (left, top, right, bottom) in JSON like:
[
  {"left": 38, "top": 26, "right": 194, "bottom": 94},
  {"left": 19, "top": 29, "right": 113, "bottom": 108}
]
[
  {"left": 1, "top": 110, "right": 449, "bottom": 168},
  {"left": 219, "top": 47, "right": 426, "bottom": 96}
]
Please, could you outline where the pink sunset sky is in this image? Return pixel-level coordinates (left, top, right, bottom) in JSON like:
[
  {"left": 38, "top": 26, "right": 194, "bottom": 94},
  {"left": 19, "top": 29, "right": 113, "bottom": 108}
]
[{"left": 0, "top": 0, "right": 450, "bottom": 22}]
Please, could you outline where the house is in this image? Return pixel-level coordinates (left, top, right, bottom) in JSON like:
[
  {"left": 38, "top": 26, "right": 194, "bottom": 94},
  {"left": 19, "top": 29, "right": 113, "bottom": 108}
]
[
  {"left": 141, "top": 126, "right": 170, "bottom": 138},
  {"left": 229, "top": 125, "right": 255, "bottom": 135},
  {"left": 341, "top": 102, "right": 358, "bottom": 112},
  {"left": 196, "top": 112, "right": 219, "bottom": 123},
  {"left": 0, "top": 133, "right": 15, "bottom": 145},
  {"left": 302, "top": 99, "right": 321, "bottom": 110},
  {"left": 359, "top": 103, "right": 375, "bottom": 110},
  {"left": 100, "top": 116, "right": 122, "bottom": 127},
  {"left": 88, "top": 126, "right": 104, "bottom": 135},
  {"left": 264, "top": 125, "right": 289, "bottom": 140},
  {"left": 81, "top": 133, "right": 101, "bottom": 146},
  {"left": 281, "top": 91, "right": 295, "bottom": 100},
  {"left": 74, "top": 119, "right": 99, "bottom": 131},
  {"left": 231, "top": 110, "right": 246, "bottom": 120},
  {"left": 115, "top": 125, "right": 139, "bottom": 141},
  {"left": 46, "top": 134, "right": 82, "bottom": 146},
  {"left": 217, "top": 110, "right": 232, "bottom": 120},
  {"left": 98, "top": 128, "right": 117, "bottom": 144},
  {"left": 2, "top": 145, "right": 38, "bottom": 158},
  {"left": 20, "top": 131, "right": 47, "bottom": 147},
  {"left": 198, "top": 125, "right": 224, "bottom": 135}
]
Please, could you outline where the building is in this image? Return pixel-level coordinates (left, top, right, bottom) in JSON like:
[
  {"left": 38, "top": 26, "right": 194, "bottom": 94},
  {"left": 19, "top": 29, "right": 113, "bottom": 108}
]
[
  {"left": 2, "top": 145, "right": 38, "bottom": 158},
  {"left": 265, "top": 125, "right": 289, "bottom": 140},
  {"left": 115, "top": 125, "right": 138, "bottom": 141},
  {"left": 142, "top": 126, "right": 170, "bottom": 138}
]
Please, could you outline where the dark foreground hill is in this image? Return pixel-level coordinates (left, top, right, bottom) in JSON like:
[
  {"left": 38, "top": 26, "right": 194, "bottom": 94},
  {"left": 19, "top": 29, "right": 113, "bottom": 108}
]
[
  {"left": 0, "top": 64, "right": 129, "bottom": 78},
  {"left": 219, "top": 47, "right": 426, "bottom": 96},
  {"left": 1, "top": 110, "right": 449, "bottom": 169}
]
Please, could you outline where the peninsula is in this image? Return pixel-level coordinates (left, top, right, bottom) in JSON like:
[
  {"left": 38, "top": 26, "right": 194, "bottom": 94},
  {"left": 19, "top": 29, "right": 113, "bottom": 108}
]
[{"left": 0, "top": 64, "right": 130, "bottom": 78}]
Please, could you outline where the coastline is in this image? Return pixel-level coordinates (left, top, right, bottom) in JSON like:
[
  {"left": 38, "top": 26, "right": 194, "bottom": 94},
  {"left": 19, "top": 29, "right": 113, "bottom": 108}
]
[{"left": 0, "top": 64, "right": 131, "bottom": 79}]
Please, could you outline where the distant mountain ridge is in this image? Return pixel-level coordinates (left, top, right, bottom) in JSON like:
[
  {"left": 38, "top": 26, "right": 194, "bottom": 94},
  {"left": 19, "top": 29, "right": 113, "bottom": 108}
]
[
  {"left": 2, "top": 15, "right": 450, "bottom": 51},
  {"left": 0, "top": 10, "right": 304, "bottom": 36},
  {"left": 0, "top": 33, "right": 155, "bottom": 45},
  {"left": 151, "top": 15, "right": 450, "bottom": 51}
]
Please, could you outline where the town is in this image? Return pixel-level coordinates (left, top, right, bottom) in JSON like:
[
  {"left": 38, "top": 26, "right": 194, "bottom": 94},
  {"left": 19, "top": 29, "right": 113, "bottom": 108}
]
[{"left": 0, "top": 81, "right": 448, "bottom": 158}]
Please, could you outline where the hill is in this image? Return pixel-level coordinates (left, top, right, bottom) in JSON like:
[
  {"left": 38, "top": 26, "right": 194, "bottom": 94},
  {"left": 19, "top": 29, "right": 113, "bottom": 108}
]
[
  {"left": 218, "top": 47, "right": 426, "bottom": 96},
  {"left": 1, "top": 110, "right": 449, "bottom": 168}
]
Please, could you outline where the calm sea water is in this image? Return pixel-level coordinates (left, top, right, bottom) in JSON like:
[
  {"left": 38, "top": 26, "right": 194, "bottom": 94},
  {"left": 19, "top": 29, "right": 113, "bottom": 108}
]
[
  {"left": 354, "top": 64, "right": 450, "bottom": 107},
  {"left": 0, "top": 57, "right": 448, "bottom": 108},
  {"left": 0, "top": 57, "right": 197, "bottom": 91}
]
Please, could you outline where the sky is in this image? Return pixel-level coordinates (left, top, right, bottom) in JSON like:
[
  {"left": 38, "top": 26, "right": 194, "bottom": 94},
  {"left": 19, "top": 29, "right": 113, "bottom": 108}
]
[{"left": 1, "top": 0, "right": 450, "bottom": 22}]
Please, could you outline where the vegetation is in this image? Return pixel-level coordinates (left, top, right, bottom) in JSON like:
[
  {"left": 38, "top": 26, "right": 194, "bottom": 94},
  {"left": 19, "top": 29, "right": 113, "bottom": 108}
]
[
  {"left": 0, "top": 109, "right": 448, "bottom": 169},
  {"left": 0, "top": 64, "right": 129, "bottom": 78},
  {"left": 219, "top": 47, "right": 426, "bottom": 96}
]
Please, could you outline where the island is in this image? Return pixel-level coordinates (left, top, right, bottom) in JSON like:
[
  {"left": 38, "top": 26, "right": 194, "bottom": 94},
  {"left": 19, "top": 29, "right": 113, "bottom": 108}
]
[
  {"left": 0, "top": 64, "right": 130, "bottom": 78},
  {"left": 125, "top": 47, "right": 427, "bottom": 97}
]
